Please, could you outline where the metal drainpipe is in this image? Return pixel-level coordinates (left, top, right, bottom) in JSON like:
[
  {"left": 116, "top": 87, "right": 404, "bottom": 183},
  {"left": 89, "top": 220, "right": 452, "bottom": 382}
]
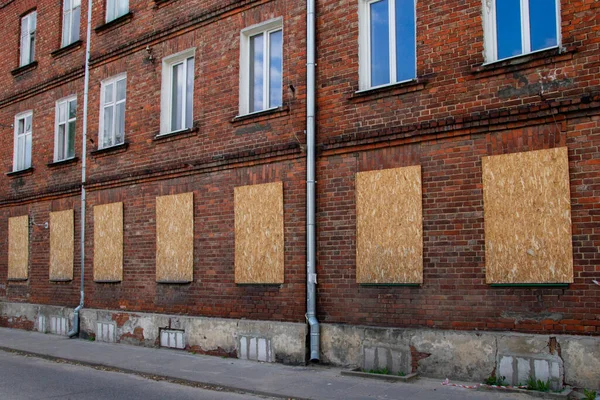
[
  {"left": 306, "top": 0, "right": 319, "bottom": 362},
  {"left": 68, "top": 0, "right": 92, "bottom": 338}
]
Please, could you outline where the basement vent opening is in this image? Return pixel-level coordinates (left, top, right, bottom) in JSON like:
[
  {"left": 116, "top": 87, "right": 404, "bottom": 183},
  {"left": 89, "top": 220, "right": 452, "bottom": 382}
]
[
  {"left": 160, "top": 329, "right": 186, "bottom": 350},
  {"left": 96, "top": 322, "right": 117, "bottom": 343},
  {"left": 49, "top": 316, "right": 69, "bottom": 336}
]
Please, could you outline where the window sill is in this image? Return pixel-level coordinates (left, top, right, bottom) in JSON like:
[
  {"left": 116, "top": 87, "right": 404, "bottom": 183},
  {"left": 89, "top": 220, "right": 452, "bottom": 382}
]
[
  {"left": 231, "top": 106, "right": 289, "bottom": 124},
  {"left": 6, "top": 167, "right": 34, "bottom": 177},
  {"left": 154, "top": 126, "right": 199, "bottom": 142},
  {"left": 471, "top": 47, "right": 576, "bottom": 78},
  {"left": 50, "top": 278, "right": 72, "bottom": 283},
  {"left": 490, "top": 283, "right": 570, "bottom": 288},
  {"left": 94, "top": 12, "right": 133, "bottom": 35},
  {"left": 11, "top": 61, "right": 38, "bottom": 77},
  {"left": 91, "top": 142, "right": 129, "bottom": 157},
  {"left": 51, "top": 40, "right": 83, "bottom": 58},
  {"left": 7, "top": 278, "right": 27, "bottom": 282},
  {"left": 349, "top": 78, "right": 427, "bottom": 103},
  {"left": 47, "top": 157, "right": 79, "bottom": 168}
]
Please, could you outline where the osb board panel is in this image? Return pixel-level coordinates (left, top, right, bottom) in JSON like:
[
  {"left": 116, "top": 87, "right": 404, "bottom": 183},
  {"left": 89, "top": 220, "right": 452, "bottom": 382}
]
[
  {"left": 49, "top": 210, "right": 74, "bottom": 281},
  {"left": 93, "top": 202, "right": 123, "bottom": 282},
  {"left": 482, "top": 147, "right": 573, "bottom": 284},
  {"left": 8, "top": 215, "right": 29, "bottom": 280},
  {"left": 156, "top": 193, "right": 194, "bottom": 283},
  {"left": 234, "top": 182, "right": 284, "bottom": 284},
  {"left": 356, "top": 166, "right": 423, "bottom": 284}
]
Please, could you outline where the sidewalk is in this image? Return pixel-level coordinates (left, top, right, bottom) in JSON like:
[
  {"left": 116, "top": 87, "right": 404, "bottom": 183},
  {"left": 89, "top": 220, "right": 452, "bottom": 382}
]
[{"left": 0, "top": 327, "right": 532, "bottom": 400}]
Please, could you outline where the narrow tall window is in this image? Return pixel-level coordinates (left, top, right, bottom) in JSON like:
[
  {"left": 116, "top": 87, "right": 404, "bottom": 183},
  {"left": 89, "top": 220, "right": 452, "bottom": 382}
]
[
  {"left": 62, "top": 0, "right": 81, "bottom": 47},
  {"left": 484, "top": 0, "right": 560, "bottom": 62},
  {"left": 20, "top": 11, "right": 37, "bottom": 67},
  {"left": 106, "top": 0, "right": 128, "bottom": 23},
  {"left": 55, "top": 97, "right": 77, "bottom": 161},
  {"left": 13, "top": 111, "right": 33, "bottom": 171},
  {"left": 239, "top": 19, "right": 283, "bottom": 115},
  {"left": 359, "top": 0, "right": 416, "bottom": 90},
  {"left": 160, "top": 49, "right": 195, "bottom": 134},
  {"left": 99, "top": 75, "right": 126, "bottom": 149}
]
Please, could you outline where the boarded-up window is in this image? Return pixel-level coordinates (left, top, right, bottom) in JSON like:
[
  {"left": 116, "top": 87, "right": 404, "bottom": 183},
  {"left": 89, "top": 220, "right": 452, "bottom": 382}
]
[
  {"left": 482, "top": 147, "right": 573, "bottom": 284},
  {"left": 156, "top": 192, "right": 194, "bottom": 283},
  {"left": 356, "top": 166, "right": 423, "bottom": 284},
  {"left": 234, "top": 182, "right": 284, "bottom": 284},
  {"left": 93, "top": 202, "right": 123, "bottom": 282},
  {"left": 8, "top": 215, "right": 29, "bottom": 280},
  {"left": 49, "top": 210, "right": 74, "bottom": 281}
]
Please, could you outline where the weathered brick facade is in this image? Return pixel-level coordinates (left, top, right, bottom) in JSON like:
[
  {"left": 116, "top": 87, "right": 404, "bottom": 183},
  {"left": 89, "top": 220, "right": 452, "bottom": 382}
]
[{"left": 0, "top": 0, "right": 598, "bottom": 383}]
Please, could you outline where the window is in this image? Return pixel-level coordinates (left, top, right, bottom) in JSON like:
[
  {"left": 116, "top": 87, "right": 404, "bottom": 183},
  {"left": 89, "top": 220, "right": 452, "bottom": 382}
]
[
  {"left": 99, "top": 74, "right": 126, "bottom": 149},
  {"left": 20, "top": 11, "right": 36, "bottom": 67},
  {"left": 239, "top": 19, "right": 283, "bottom": 115},
  {"left": 62, "top": 0, "right": 81, "bottom": 47},
  {"left": 106, "top": 0, "right": 128, "bottom": 23},
  {"left": 54, "top": 96, "right": 77, "bottom": 161},
  {"left": 359, "top": 0, "right": 416, "bottom": 90},
  {"left": 13, "top": 111, "right": 33, "bottom": 171},
  {"left": 160, "top": 49, "right": 195, "bottom": 134},
  {"left": 483, "top": 0, "right": 560, "bottom": 62}
]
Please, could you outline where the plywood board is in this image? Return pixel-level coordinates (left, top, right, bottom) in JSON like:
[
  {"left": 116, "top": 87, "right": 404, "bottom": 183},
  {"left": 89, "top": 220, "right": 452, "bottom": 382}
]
[
  {"left": 156, "top": 192, "right": 194, "bottom": 283},
  {"left": 93, "top": 202, "right": 123, "bottom": 282},
  {"left": 356, "top": 166, "right": 423, "bottom": 284},
  {"left": 49, "top": 210, "right": 74, "bottom": 281},
  {"left": 482, "top": 147, "right": 573, "bottom": 283},
  {"left": 8, "top": 215, "right": 29, "bottom": 280},
  {"left": 234, "top": 182, "right": 284, "bottom": 284}
]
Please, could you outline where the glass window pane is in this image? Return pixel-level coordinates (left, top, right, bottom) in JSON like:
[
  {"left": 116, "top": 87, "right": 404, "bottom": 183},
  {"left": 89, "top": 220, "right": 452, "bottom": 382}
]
[
  {"left": 103, "top": 106, "right": 114, "bottom": 147},
  {"left": 250, "top": 33, "right": 264, "bottom": 112},
  {"left": 71, "top": 6, "right": 80, "bottom": 43},
  {"left": 18, "top": 119, "right": 25, "bottom": 135},
  {"left": 370, "top": 0, "right": 390, "bottom": 87},
  {"left": 185, "top": 57, "right": 194, "bottom": 129},
  {"left": 171, "top": 63, "right": 184, "bottom": 131},
  {"left": 25, "top": 116, "right": 32, "bottom": 132},
  {"left": 30, "top": 12, "right": 36, "bottom": 30},
  {"left": 529, "top": 0, "right": 557, "bottom": 51},
  {"left": 69, "top": 100, "right": 77, "bottom": 119},
  {"left": 58, "top": 124, "right": 65, "bottom": 160},
  {"left": 395, "top": 0, "right": 416, "bottom": 81},
  {"left": 117, "top": 0, "right": 128, "bottom": 18},
  {"left": 496, "top": 0, "right": 522, "bottom": 59},
  {"left": 104, "top": 83, "right": 114, "bottom": 104},
  {"left": 20, "top": 31, "right": 29, "bottom": 66},
  {"left": 62, "top": 11, "right": 71, "bottom": 47},
  {"left": 64, "top": 0, "right": 72, "bottom": 10},
  {"left": 116, "top": 78, "right": 126, "bottom": 101},
  {"left": 116, "top": 102, "right": 125, "bottom": 144},
  {"left": 17, "top": 136, "right": 25, "bottom": 170},
  {"left": 106, "top": 0, "right": 115, "bottom": 21},
  {"left": 59, "top": 103, "right": 67, "bottom": 123},
  {"left": 67, "top": 121, "right": 76, "bottom": 158},
  {"left": 73, "top": 0, "right": 81, "bottom": 7},
  {"left": 269, "top": 30, "right": 283, "bottom": 108},
  {"left": 25, "top": 133, "right": 32, "bottom": 168},
  {"left": 30, "top": 32, "right": 35, "bottom": 61}
]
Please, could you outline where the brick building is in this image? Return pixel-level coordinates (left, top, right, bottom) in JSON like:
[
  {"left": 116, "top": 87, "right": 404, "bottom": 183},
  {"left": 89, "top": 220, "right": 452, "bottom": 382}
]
[{"left": 0, "top": 0, "right": 599, "bottom": 390}]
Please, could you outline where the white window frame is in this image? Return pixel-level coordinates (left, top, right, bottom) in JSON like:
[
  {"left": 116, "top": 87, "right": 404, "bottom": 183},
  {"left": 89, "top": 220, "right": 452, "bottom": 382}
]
[
  {"left": 54, "top": 96, "right": 77, "bottom": 162},
  {"left": 20, "top": 11, "right": 36, "bottom": 67},
  {"left": 239, "top": 18, "right": 283, "bottom": 116},
  {"left": 358, "top": 0, "right": 417, "bottom": 91},
  {"left": 99, "top": 73, "right": 127, "bottom": 149},
  {"left": 105, "top": 0, "right": 129, "bottom": 23},
  {"left": 483, "top": 0, "right": 561, "bottom": 63},
  {"left": 62, "top": 0, "right": 81, "bottom": 47},
  {"left": 13, "top": 110, "right": 33, "bottom": 172},
  {"left": 160, "top": 48, "right": 195, "bottom": 135}
]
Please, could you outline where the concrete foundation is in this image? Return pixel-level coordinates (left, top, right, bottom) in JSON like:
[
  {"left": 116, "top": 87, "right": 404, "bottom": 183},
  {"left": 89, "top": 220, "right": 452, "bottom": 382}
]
[{"left": 1, "top": 301, "right": 599, "bottom": 391}]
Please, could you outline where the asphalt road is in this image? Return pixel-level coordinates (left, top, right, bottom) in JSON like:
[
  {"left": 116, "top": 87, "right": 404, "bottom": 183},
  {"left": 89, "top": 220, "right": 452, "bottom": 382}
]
[{"left": 0, "top": 350, "right": 273, "bottom": 400}]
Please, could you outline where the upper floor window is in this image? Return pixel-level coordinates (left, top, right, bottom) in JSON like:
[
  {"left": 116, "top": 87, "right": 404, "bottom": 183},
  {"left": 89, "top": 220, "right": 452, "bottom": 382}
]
[
  {"left": 20, "top": 11, "right": 37, "bottom": 67},
  {"left": 13, "top": 111, "right": 33, "bottom": 171},
  {"left": 99, "top": 74, "right": 126, "bottom": 149},
  {"left": 55, "top": 96, "right": 77, "bottom": 161},
  {"left": 483, "top": 0, "right": 560, "bottom": 62},
  {"left": 239, "top": 19, "right": 283, "bottom": 115},
  {"left": 106, "top": 0, "right": 128, "bottom": 23},
  {"left": 160, "top": 48, "right": 195, "bottom": 134},
  {"left": 359, "top": 0, "right": 416, "bottom": 90},
  {"left": 62, "top": 0, "right": 81, "bottom": 47}
]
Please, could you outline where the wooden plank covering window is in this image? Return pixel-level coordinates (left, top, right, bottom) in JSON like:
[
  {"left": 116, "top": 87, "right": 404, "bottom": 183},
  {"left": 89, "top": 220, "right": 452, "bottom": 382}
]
[
  {"left": 49, "top": 210, "right": 74, "bottom": 281},
  {"left": 156, "top": 192, "right": 194, "bottom": 283},
  {"left": 93, "top": 202, "right": 124, "bottom": 282},
  {"left": 8, "top": 215, "right": 29, "bottom": 280},
  {"left": 482, "top": 147, "right": 573, "bottom": 284},
  {"left": 234, "top": 182, "right": 284, "bottom": 284},
  {"left": 356, "top": 166, "right": 423, "bottom": 284}
]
